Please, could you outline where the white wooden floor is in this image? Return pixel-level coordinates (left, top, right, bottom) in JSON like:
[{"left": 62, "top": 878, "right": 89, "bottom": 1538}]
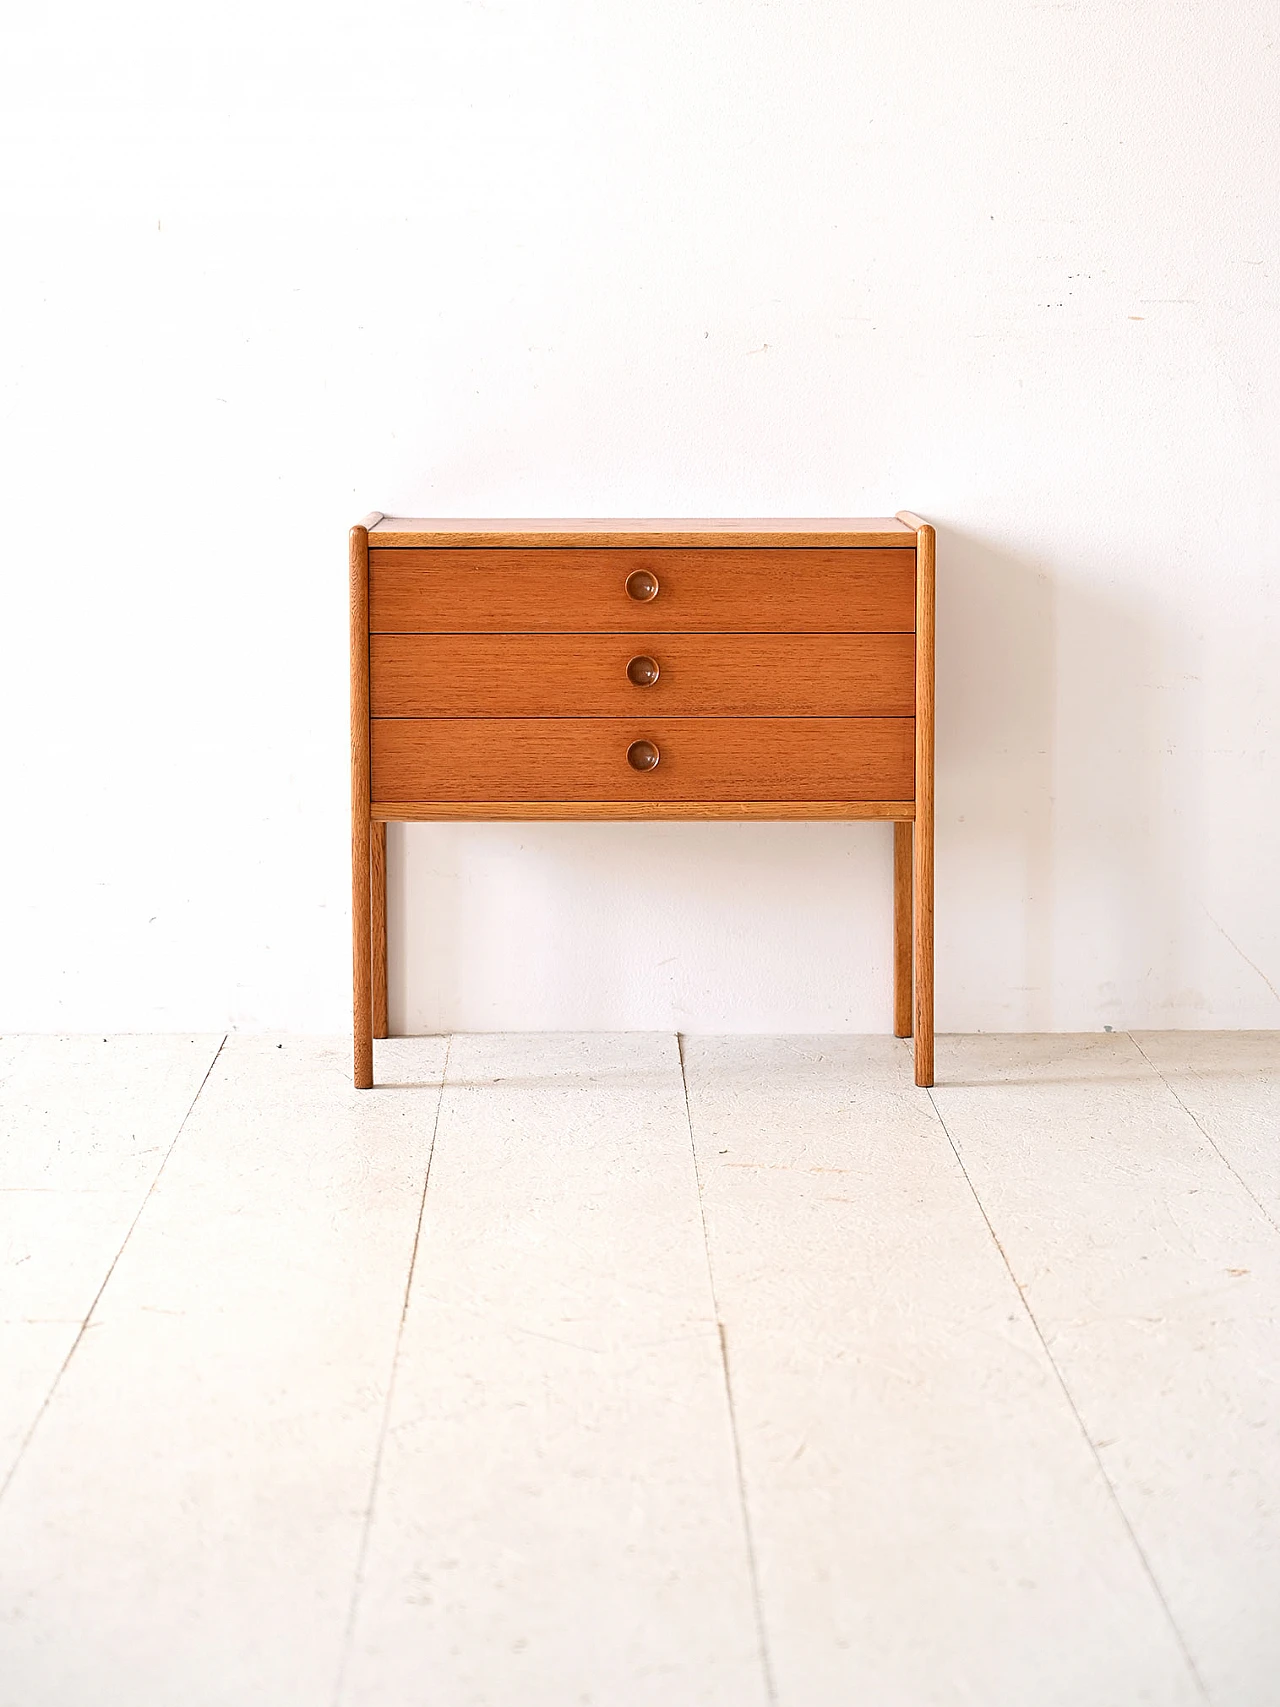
[{"left": 1, "top": 1032, "right": 1278, "bottom": 1706}]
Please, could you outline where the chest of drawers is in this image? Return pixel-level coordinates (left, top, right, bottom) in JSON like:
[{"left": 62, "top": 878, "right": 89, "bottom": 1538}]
[{"left": 350, "top": 515, "right": 935, "bottom": 1086}]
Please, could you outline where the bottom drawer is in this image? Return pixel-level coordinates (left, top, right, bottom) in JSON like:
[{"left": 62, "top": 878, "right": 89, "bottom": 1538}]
[{"left": 371, "top": 718, "right": 914, "bottom": 803}]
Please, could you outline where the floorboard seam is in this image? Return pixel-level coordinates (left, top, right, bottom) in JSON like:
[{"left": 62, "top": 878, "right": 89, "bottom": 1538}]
[
  {"left": 332, "top": 1034, "right": 453, "bottom": 1707},
  {"left": 678, "top": 1034, "right": 778, "bottom": 1707},
  {"left": 0, "top": 1031, "right": 229, "bottom": 1512},
  {"left": 1127, "top": 1032, "right": 1280, "bottom": 1239},
  {"left": 925, "top": 1084, "right": 1214, "bottom": 1707}
]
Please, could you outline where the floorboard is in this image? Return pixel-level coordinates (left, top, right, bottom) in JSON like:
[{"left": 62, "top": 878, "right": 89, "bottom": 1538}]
[
  {"left": 1132, "top": 1030, "right": 1280, "bottom": 1230},
  {"left": 933, "top": 1032, "right": 1280, "bottom": 1707},
  {"left": 340, "top": 1033, "right": 766, "bottom": 1707},
  {"left": 683, "top": 1034, "right": 1202, "bottom": 1707},
  {"left": 0, "top": 1035, "right": 446, "bottom": 1707},
  {"left": 0, "top": 1035, "right": 223, "bottom": 1482}
]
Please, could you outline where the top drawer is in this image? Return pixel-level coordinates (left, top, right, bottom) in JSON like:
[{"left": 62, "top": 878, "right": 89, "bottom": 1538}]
[{"left": 369, "top": 547, "right": 915, "bottom": 633}]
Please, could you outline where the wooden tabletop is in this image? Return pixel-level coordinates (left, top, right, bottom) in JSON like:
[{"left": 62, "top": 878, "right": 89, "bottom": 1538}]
[{"left": 365, "top": 517, "right": 919, "bottom": 549}]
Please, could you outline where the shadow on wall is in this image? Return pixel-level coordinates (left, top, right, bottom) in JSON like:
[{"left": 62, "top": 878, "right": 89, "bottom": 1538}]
[
  {"left": 938, "top": 523, "right": 1199, "bottom": 1031},
  {"left": 384, "top": 525, "right": 1199, "bottom": 1035}
]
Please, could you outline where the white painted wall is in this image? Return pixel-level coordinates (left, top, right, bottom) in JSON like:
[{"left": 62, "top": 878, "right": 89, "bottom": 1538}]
[{"left": 3, "top": 1, "right": 1277, "bottom": 1035}]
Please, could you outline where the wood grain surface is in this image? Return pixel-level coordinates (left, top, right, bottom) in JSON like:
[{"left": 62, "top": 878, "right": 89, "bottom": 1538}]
[
  {"left": 371, "top": 717, "right": 914, "bottom": 804},
  {"left": 371, "top": 800, "right": 915, "bottom": 821},
  {"left": 369, "top": 517, "right": 916, "bottom": 549},
  {"left": 349, "top": 524, "right": 373, "bottom": 1088},
  {"left": 370, "top": 633, "right": 915, "bottom": 717},
  {"left": 352, "top": 510, "right": 934, "bottom": 1085},
  {"left": 369, "top": 549, "right": 916, "bottom": 634},
  {"left": 898, "top": 512, "right": 935, "bottom": 1086}
]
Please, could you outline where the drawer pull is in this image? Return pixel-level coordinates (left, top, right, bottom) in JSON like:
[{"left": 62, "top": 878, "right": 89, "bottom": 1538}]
[
  {"left": 626, "top": 739, "right": 661, "bottom": 772},
  {"left": 625, "top": 569, "right": 659, "bottom": 602},
  {"left": 626, "top": 654, "right": 660, "bottom": 687}
]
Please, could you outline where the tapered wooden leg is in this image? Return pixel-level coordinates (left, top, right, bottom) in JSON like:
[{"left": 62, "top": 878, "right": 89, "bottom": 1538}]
[
  {"left": 352, "top": 811, "right": 373, "bottom": 1089},
  {"left": 902, "top": 510, "right": 936, "bottom": 1088},
  {"left": 350, "top": 519, "right": 374, "bottom": 1088},
  {"left": 913, "top": 804, "right": 934, "bottom": 1087},
  {"left": 371, "top": 820, "right": 388, "bottom": 1040},
  {"left": 893, "top": 821, "right": 913, "bottom": 1037}
]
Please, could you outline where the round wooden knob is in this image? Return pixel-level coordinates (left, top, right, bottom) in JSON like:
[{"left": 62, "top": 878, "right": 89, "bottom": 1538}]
[
  {"left": 625, "top": 569, "right": 659, "bottom": 602},
  {"left": 626, "top": 655, "right": 660, "bottom": 687},
  {"left": 627, "top": 739, "right": 660, "bottom": 772}
]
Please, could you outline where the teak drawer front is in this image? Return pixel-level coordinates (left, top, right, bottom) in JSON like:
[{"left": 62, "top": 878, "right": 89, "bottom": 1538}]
[
  {"left": 371, "top": 718, "right": 914, "bottom": 803},
  {"left": 369, "top": 548, "right": 915, "bottom": 633},
  {"left": 370, "top": 633, "right": 915, "bottom": 717}
]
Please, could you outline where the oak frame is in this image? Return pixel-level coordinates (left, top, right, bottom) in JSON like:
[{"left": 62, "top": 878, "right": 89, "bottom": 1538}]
[{"left": 350, "top": 513, "right": 936, "bottom": 1090}]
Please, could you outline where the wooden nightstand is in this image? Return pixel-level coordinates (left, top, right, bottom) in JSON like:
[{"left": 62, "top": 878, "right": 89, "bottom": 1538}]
[{"left": 350, "top": 515, "right": 935, "bottom": 1087}]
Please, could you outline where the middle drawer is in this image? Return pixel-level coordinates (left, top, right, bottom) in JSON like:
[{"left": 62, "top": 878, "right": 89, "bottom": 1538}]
[{"left": 370, "top": 633, "right": 914, "bottom": 718}]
